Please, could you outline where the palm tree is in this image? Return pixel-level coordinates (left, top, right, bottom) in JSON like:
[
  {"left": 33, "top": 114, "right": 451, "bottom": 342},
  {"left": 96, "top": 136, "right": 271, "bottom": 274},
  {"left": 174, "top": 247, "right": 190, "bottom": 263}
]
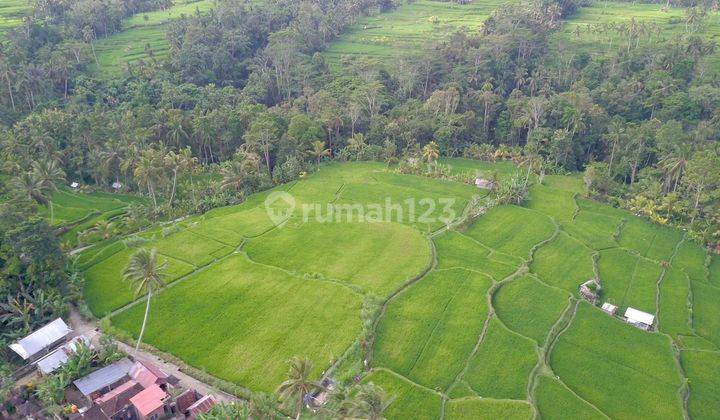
[
  {"left": 220, "top": 161, "right": 247, "bottom": 193},
  {"left": 276, "top": 356, "right": 323, "bottom": 420},
  {"left": 306, "top": 140, "right": 331, "bottom": 169},
  {"left": 90, "top": 220, "right": 116, "bottom": 240},
  {"left": 659, "top": 143, "right": 692, "bottom": 193},
  {"left": 32, "top": 159, "right": 66, "bottom": 225},
  {"left": 422, "top": 141, "right": 440, "bottom": 163},
  {"left": 346, "top": 383, "right": 394, "bottom": 420},
  {"left": 123, "top": 248, "right": 167, "bottom": 356},
  {"left": 12, "top": 171, "right": 52, "bottom": 219}
]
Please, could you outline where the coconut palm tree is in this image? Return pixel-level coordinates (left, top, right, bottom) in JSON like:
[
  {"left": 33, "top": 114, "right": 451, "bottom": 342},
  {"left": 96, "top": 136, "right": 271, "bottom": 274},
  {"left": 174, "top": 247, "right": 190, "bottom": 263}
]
[
  {"left": 123, "top": 248, "right": 167, "bottom": 356},
  {"left": 31, "top": 159, "right": 66, "bottom": 225},
  {"left": 276, "top": 356, "right": 323, "bottom": 420},
  {"left": 422, "top": 141, "right": 440, "bottom": 163},
  {"left": 12, "top": 171, "right": 53, "bottom": 220},
  {"left": 346, "top": 383, "right": 394, "bottom": 420},
  {"left": 306, "top": 140, "right": 331, "bottom": 169},
  {"left": 220, "top": 161, "right": 247, "bottom": 193}
]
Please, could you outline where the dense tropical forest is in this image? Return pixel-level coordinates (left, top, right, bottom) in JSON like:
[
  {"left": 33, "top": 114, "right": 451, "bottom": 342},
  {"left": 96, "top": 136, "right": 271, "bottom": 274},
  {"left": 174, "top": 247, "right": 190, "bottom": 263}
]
[{"left": 1, "top": 0, "right": 720, "bottom": 418}]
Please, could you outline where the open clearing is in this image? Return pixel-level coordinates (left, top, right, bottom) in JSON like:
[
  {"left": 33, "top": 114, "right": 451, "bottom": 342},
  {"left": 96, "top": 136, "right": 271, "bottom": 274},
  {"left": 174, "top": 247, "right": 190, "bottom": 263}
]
[
  {"left": 0, "top": 0, "right": 31, "bottom": 33},
  {"left": 551, "top": 2, "right": 720, "bottom": 69},
  {"left": 80, "top": 159, "right": 718, "bottom": 418},
  {"left": 92, "top": 0, "right": 215, "bottom": 77},
  {"left": 323, "top": 0, "right": 507, "bottom": 69}
]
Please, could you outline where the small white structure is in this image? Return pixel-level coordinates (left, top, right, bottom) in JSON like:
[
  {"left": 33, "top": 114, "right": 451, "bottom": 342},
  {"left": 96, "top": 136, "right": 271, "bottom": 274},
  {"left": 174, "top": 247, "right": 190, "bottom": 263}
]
[
  {"left": 475, "top": 178, "right": 495, "bottom": 190},
  {"left": 35, "top": 335, "right": 92, "bottom": 375},
  {"left": 601, "top": 302, "right": 618, "bottom": 315},
  {"left": 624, "top": 307, "right": 655, "bottom": 330},
  {"left": 111, "top": 181, "right": 123, "bottom": 190},
  {"left": 9, "top": 318, "right": 72, "bottom": 361},
  {"left": 70, "top": 182, "right": 80, "bottom": 189}
]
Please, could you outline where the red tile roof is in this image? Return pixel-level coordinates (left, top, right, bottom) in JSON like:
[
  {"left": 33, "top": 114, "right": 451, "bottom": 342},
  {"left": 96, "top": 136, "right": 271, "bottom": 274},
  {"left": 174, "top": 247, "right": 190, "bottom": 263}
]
[
  {"left": 95, "top": 380, "right": 143, "bottom": 416},
  {"left": 129, "top": 360, "right": 168, "bottom": 389},
  {"left": 175, "top": 389, "right": 199, "bottom": 414},
  {"left": 129, "top": 384, "right": 167, "bottom": 417}
]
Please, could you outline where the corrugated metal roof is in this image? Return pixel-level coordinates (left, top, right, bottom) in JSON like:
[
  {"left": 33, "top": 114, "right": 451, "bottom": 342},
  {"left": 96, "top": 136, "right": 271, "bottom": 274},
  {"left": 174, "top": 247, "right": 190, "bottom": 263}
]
[
  {"left": 129, "top": 384, "right": 167, "bottom": 417},
  {"left": 74, "top": 358, "right": 134, "bottom": 396},
  {"left": 36, "top": 335, "right": 91, "bottom": 375},
  {"left": 625, "top": 307, "right": 655, "bottom": 325},
  {"left": 9, "top": 318, "right": 72, "bottom": 360},
  {"left": 187, "top": 394, "right": 217, "bottom": 417}
]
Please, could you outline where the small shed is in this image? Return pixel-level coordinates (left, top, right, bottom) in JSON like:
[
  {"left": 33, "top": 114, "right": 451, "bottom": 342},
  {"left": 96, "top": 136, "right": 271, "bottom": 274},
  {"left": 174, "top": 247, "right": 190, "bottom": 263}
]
[
  {"left": 36, "top": 335, "right": 92, "bottom": 375},
  {"left": 186, "top": 395, "right": 217, "bottom": 419},
  {"left": 475, "top": 178, "right": 495, "bottom": 190},
  {"left": 601, "top": 302, "right": 617, "bottom": 316},
  {"left": 624, "top": 307, "right": 655, "bottom": 330},
  {"left": 70, "top": 182, "right": 80, "bottom": 189},
  {"left": 9, "top": 318, "right": 72, "bottom": 361},
  {"left": 111, "top": 181, "right": 123, "bottom": 191},
  {"left": 74, "top": 358, "right": 134, "bottom": 397}
]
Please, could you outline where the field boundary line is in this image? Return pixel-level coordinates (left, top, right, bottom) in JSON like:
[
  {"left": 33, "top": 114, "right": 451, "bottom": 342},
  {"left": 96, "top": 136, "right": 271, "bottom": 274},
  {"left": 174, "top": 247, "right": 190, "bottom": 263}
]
[
  {"left": 373, "top": 367, "right": 445, "bottom": 397},
  {"left": 405, "top": 275, "right": 467, "bottom": 378}
]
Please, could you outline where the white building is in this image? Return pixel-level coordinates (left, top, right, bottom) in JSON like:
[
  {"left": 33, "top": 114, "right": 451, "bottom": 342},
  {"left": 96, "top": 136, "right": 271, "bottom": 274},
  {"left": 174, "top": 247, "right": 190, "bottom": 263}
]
[
  {"left": 9, "top": 318, "right": 72, "bottom": 361},
  {"left": 624, "top": 307, "right": 655, "bottom": 330},
  {"left": 601, "top": 302, "right": 618, "bottom": 315},
  {"left": 35, "top": 335, "right": 92, "bottom": 375}
]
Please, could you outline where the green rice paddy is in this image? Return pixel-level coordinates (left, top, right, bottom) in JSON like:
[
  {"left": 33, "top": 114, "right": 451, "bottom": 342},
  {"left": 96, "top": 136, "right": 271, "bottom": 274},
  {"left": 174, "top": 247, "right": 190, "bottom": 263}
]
[
  {"left": 80, "top": 159, "right": 719, "bottom": 418},
  {"left": 323, "top": 0, "right": 507, "bottom": 70},
  {"left": 92, "top": 0, "right": 215, "bottom": 77},
  {"left": 0, "top": 0, "right": 31, "bottom": 34}
]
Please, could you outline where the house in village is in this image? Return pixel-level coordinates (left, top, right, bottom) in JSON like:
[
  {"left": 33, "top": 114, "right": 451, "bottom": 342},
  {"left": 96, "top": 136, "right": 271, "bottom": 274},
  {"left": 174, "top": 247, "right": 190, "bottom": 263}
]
[
  {"left": 71, "top": 358, "right": 215, "bottom": 420},
  {"left": 624, "top": 307, "right": 655, "bottom": 331}
]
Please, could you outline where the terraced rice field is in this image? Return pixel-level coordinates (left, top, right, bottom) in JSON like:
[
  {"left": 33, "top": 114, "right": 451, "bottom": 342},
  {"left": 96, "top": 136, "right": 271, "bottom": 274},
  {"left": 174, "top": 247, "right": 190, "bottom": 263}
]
[
  {"left": 92, "top": 0, "right": 215, "bottom": 77},
  {"left": 323, "top": 0, "right": 505, "bottom": 69},
  {"left": 81, "top": 160, "right": 720, "bottom": 418},
  {"left": 0, "top": 0, "right": 31, "bottom": 34},
  {"left": 551, "top": 2, "right": 720, "bottom": 69}
]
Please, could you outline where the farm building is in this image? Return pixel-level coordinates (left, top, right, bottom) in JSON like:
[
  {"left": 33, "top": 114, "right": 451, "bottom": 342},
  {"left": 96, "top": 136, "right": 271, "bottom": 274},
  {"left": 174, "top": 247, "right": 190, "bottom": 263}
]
[
  {"left": 186, "top": 395, "right": 218, "bottom": 419},
  {"left": 36, "top": 335, "right": 92, "bottom": 375},
  {"left": 9, "top": 318, "right": 72, "bottom": 362},
  {"left": 129, "top": 384, "right": 172, "bottom": 420},
  {"left": 601, "top": 302, "right": 617, "bottom": 315},
  {"left": 70, "top": 182, "right": 80, "bottom": 189},
  {"left": 475, "top": 178, "right": 495, "bottom": 190},
  {"left": 624, "top": 307, "right": 655, "bottom": 331},
  {"left": 579, "top": 279, "right": 601, "bottom": 304}
]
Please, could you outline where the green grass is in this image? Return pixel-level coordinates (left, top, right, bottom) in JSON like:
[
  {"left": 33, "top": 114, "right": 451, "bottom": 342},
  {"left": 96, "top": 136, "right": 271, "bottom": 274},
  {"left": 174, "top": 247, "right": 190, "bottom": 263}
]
[
  {"left": 40, "top": 188, "right": 140, "bottom": 226},
  {"left": 435, "top": 230, "right": 520, "bottom": 280},
  {"left": 84, "top": 247, "right": 195, "bottom": 316},
  {"left": 464, "top": 205, "right": 556, "bottom": 260},
  {"left": 323, "top": 0, "right": 507, "bottom": 70},
  {"left": 708, "top": 254, "right": 720, "bottom": 286},
  {"left": 598, "top": 248, "right": 662, "bottom": 313},
  {"left": 672, "top": 240, "right": 708, "bottom": 282},
  {"left": 438, "top": 158, "right": 523, "bottom": 183},
  {"left": 550, "top": 303, "right": 683, "bottom": 419},
  {"left": 151, "top": 229, "right": 233, "bottom": 267},
  {"left": 362, "top": 370, "right": 442, "bottom": 419},
  {"left": 658, "top": 269, "right": 693, "bottom": 339},
  {"left": 464, "top": 318, "right": 537, "bottom": 400},
  {"left": 373, "top": 269, "right": 492, "bottom": 390},
  {"left": 112, "top": 254, "right": 362, "bottom": 393},
  {"left": 445, "top": 398, "right": 532, "bottom": 420},
  {"left": 0, "top": 0, "right": 31, "bottom": 33},
  {"left": 244, "top": 221, "right": 431, "bottom": 296},
  {"left": 493, "top": 275, "right": 571, "bottom": 344},
  {"left": 619, "top": 217, "right": 682, "bottom": 262},
  {"left": 681, "top": 350, "right": 720, "bottom": 419},
  {"left": 92, "top": 0, "right": 216, "bottom": 77},
  {"left": 551, "top": 2, "right": 720, "bottom": 70},
  {"left": 527, "top": 184, "right": 577, "bottom": 222},
  {"left": 530, "top": 231, "right": 595, "bottom": 295},
  {"left": 535, "top": 375, "right": 606, "bottom": 420},
  {"left": 691, "top": 280, "right": 720, "bottom": 348}
]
